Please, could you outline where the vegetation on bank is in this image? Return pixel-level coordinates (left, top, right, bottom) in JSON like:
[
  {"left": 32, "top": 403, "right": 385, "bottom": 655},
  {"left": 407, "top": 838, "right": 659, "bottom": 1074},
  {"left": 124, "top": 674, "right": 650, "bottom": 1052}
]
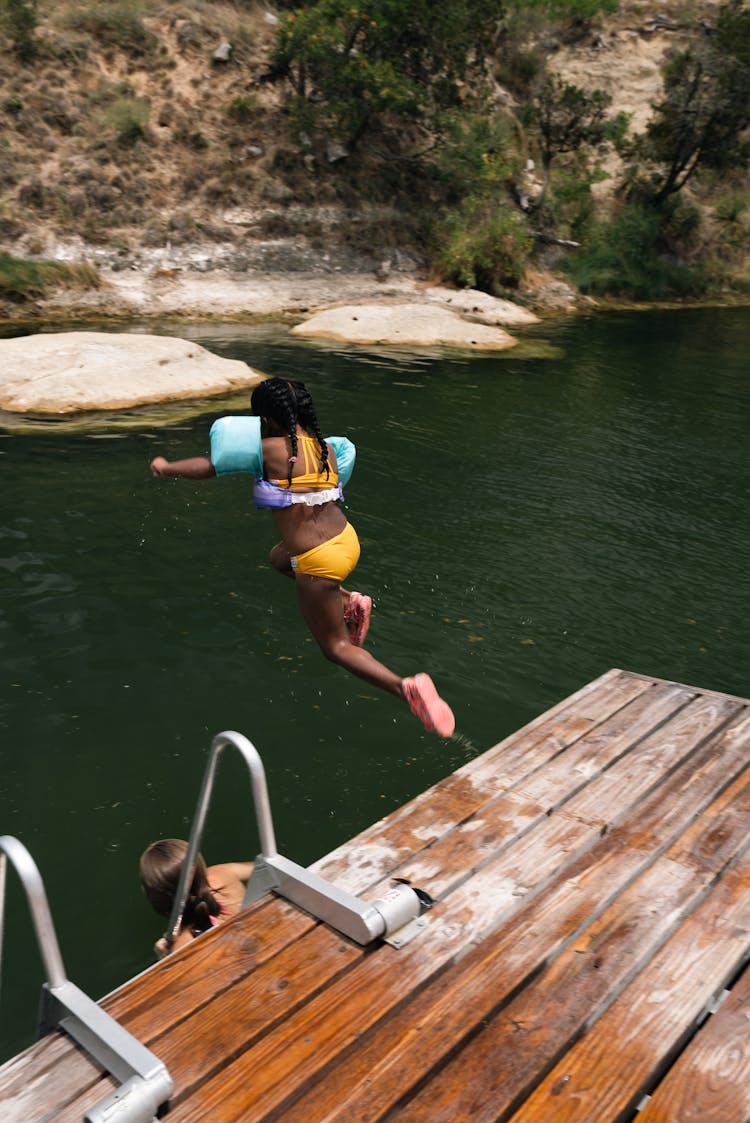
[
  {"left": 0, "top": 0, "right": 748, "bottom": 304},
  {"left": 0, "top": 254, "right": 100, "bottom": 302}
]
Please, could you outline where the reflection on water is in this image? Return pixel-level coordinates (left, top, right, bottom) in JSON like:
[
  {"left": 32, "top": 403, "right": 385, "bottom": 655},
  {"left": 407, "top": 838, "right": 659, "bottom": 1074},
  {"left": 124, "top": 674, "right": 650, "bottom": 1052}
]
[{"left": 1, "top": 307, "right": 749, "bottom": 1059}]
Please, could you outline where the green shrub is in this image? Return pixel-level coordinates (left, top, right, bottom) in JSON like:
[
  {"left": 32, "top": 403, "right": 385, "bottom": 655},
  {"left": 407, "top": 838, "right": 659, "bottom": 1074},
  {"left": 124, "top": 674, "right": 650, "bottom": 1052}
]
[
  {"left": 0, "top": 254, "right": 100, "bottom": 303},
  {"left": 269, "top": 0, "right": 501, "bottom": 150},
  {"left": 18, "top": 177, "right": 56, "bottom": 213},
  {"left": 2, "top": 94, "right": 23, "bottom": 116},
  {"left": 661, "top": 201, "right": 701, "bottom": 249},
  {"left": 432, "top": 198, "right": 533, "bottom": 292},
  {"left": 563, "top": 205, "right": 707, "bottom": 298},
  {"left": 538, "top": 164, "right": 601, "bottom": 239},
  {"left": 511, "top": 0, "right": 620, "bottom": 24},
  {"left": 170, "top": 124, "right": 209, "bottom": 151},
  {"left": 226, "top": 95, "right": 257, "bottom": 123},
  {"left": 429, "top": 111, "right": 519, "bottom": 205},
  {"left": 716, "top": 191, "right": 748, "bottom": 225},
  {"left": 47, "top": 35, "right": 91, "bottom": 67},
  {"left": 494, "top": 49, "right": 546, "bottom": 99},
  {"left": 113, "top": 80, "right": 137, "bottom": 98},
  {"left": 103, "top": 97, "right": 150, "bottom": 146},
  {"left": 1, "top": 0, "right": 38, "bottom": 61}
]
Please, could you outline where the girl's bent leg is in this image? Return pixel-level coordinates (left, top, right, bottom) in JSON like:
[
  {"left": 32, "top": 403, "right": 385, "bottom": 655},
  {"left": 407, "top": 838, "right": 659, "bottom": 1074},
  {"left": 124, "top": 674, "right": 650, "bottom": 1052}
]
[
  {"left": 295, "top": 574, "right": 401, "bottom": 696},
  {"left": 296, "top": 574, "right": 455, "bottom": 735}
]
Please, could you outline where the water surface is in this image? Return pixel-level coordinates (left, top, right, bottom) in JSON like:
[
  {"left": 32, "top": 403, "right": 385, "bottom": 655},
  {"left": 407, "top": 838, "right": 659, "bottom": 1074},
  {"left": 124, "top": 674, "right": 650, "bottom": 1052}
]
[{"left": 1, "top": 306, "right": 748, "bottom": 1059}]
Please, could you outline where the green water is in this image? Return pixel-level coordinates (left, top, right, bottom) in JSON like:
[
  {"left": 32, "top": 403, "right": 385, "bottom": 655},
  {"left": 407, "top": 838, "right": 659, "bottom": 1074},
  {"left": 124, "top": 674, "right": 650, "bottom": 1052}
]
[{"left": 1, "top": 307, "right": 748, "bottom": 1060}]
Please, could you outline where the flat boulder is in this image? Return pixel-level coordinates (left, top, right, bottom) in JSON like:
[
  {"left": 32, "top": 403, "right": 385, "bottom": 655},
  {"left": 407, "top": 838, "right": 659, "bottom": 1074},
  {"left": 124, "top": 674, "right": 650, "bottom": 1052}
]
[
  {"left": 291, "top": 303, "right": 519, "bottom": 349},
  {"left": 423, "top": 286, "right": 540, "bottom": 326},
  {"left": 0, "top": 331, "right": 263, "bottom": 414}
]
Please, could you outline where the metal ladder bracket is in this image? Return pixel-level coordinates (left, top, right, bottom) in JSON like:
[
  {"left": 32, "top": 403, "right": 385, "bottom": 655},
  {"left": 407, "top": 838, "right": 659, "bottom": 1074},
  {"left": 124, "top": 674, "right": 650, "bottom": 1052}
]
[
  {"left": 172, "top": 732, "right": 432, "bottom": 950},
  {"left": 242, "top": 854, "right": 283, "bottom": 904},
  {"left": 39, "top": 981, "right": 173, "bottom": 1123},
  {"left": 244, "top": 854, "right": 432, "bottom": 948},
  {"left": 384, "top": 913, "right": 430, "bottom": 949},
  {"left": 244, "top": 853, "right": 387, "bottom": 945}
]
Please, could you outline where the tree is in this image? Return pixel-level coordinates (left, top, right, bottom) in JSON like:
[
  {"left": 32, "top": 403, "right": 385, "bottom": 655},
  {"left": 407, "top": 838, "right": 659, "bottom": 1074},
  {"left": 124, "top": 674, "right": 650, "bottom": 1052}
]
[
  {"left": 268, "top": 0, "right": 504, "bottom": 149},
  {"left": 523, "top": 75, "right": 624, "bottom": 214},
  {"left": 633, "top": 0, "right": 750, "bottom": 204}
]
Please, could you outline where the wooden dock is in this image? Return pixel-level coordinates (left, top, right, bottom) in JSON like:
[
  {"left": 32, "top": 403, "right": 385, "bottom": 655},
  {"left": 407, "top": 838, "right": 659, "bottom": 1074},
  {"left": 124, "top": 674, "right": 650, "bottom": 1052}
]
[{"left": 2, "top": 667, "right": 750, "bottom": 1121}]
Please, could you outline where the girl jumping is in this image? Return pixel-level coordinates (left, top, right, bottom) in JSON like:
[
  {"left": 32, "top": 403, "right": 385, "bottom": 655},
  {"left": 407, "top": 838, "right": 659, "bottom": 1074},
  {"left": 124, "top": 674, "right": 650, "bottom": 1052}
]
[{"left": 150, "top": 377, "right": 454, "bottom": 737}]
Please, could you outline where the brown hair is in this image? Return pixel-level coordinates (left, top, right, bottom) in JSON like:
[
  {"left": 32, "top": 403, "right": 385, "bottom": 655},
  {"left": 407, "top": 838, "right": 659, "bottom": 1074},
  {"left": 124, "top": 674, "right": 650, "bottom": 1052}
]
[{"left": 139, "top": 838, "right": 219, "bottom": 935}]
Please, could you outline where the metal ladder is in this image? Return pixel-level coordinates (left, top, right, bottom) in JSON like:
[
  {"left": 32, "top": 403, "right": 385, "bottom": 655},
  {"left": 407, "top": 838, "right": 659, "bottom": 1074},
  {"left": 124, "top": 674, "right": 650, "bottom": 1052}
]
[
  {"left": 167, "top": 730, "right": 431, "bottom": 952},
  {"left": 0, "top": 835, "right": 173, "bottom": 1123}
]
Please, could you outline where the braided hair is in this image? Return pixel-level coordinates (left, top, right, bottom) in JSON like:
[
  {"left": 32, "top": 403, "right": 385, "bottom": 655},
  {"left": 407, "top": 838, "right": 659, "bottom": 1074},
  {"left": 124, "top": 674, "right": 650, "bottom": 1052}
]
[
  {"left": 139, "top": 838, "right": 220, "bottom": 936},
  {"left": 250, "top": 377, "right": 330, "bottom": 486}
]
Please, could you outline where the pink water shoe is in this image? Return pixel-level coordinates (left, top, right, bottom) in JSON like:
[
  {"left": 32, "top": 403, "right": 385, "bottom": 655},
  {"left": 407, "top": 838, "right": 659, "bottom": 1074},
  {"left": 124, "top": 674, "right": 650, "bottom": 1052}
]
[
  {"left": 402, "top": 673, "right": 455, "bottom": 738},
  {"left": 345, "top": 591, "right": 372, "bottom": 647}
]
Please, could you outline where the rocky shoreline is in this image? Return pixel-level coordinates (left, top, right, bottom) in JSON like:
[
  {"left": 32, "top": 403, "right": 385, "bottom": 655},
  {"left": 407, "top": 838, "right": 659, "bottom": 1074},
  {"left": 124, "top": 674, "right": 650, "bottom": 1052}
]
[
  {"left": 1, "top": 231, "right": 585, "bottom": 325},
  {"left": 2, "top": 258, "right": 747, "bottom": 422},
  {"left": 0, "top": 255, "right": 548, "bottom": 416}
]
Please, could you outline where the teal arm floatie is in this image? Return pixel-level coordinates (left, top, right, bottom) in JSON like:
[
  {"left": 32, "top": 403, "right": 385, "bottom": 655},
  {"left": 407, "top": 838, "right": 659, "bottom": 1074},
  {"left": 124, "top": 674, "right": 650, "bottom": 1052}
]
[
  {"left": 209, "top": 416, "right": 356, "bottom": 486},
  {"left": 209, "top": 416, "right": 263, "bottom": 477},
  {"left": 327, "top": 435, "right": 356, "bottom": 487}
]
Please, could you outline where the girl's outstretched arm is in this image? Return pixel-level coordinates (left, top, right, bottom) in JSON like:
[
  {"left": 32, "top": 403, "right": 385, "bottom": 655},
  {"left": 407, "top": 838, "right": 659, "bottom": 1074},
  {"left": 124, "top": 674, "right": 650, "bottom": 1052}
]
[{"left": 150, "top": 456, "right": 216, "bottom": 479}]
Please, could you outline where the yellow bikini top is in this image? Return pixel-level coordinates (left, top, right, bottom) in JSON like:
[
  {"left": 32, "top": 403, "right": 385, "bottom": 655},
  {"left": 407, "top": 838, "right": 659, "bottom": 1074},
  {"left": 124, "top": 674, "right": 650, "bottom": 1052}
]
[{"left": 272, "top": 432, "right": 339, "bottom": 491}]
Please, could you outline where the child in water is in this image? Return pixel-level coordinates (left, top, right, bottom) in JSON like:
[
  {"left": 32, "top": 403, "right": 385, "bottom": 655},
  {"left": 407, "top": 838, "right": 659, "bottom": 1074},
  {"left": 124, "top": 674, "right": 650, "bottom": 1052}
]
[
  {"left": 149, "top": 377, "right": 454, "bottom": 737},
  {"left": 140, "top": 838, "right": 253, "bottom": 957}
]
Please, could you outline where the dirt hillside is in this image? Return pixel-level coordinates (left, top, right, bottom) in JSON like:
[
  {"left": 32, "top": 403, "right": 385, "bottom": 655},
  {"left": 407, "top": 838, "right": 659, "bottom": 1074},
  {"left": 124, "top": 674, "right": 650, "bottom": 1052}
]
[{"left": 0, "top": 1, "right": 732, "bottom": 288}]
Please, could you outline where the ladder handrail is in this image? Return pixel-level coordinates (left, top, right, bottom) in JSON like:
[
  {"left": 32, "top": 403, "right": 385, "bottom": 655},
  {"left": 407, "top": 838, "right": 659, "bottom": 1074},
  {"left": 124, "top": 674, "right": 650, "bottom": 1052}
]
[
  {"left": 169, "top": 731, "right": 427, "bottom": 949},
  {"left": 0, "top": 836, "right": 174, "bottom": 1123},
  {"left": 0, "top": 834, "right": 66, "bottom": 990},
  {"left": 166, "top": 730, "right": 277, "bottom": 948}
]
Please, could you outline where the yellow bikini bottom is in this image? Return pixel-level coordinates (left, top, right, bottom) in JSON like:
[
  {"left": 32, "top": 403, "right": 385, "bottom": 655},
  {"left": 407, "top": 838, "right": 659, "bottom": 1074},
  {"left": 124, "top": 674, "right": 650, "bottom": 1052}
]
[{"left": 291, "top": 522, "right": 360, "bottom": 582}]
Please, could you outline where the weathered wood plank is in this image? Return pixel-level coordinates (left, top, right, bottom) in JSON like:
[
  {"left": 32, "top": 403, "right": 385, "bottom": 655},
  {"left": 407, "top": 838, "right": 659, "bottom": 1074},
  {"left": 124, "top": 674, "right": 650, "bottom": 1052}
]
[
  {"left": 162, "top": 699, "right": 750, "bottom": 1121},
  {"left": 509, "top": 683, "right": 693, "bottom": 807},
  {"left": 50, "top": 923, "right": 364, "bottom": 1123},
  {"left": 383, "top": 764, "right": 750, "bottom": 1122},
  {"left": 104, "top": 895, "right": 314, "bottom": 1033},
  {"left": 449, "top": 669, "right": 658, "bottom": 795},
  {"left": 387, "top": 683, "right": 695, "bottom": 901},
  {"left": 4, "top": 672, "right": 748, "bottom": 1123},
  {"left": 28, "top": 680, "right": 664, "bottom": 1120},
  {"left": 558, "top": 692, "right": 739, "bottom": 829},
  {"left": 637, "top": 964, "right": 750, "bottom": 1123},
  {"left": 314, "top": 669, "right": 655, "bottom": 892},
  {"left": 0, "top": 1032, "right": 103, "bottom": 1123},
  {"left": 394, "top": 693, "right": 741, "bottom": 908},
  {"left": 315, "top": 682, "right": 698, "bottom": 911},
  {"left": 279, "top": 711, "right": 750, "bottom": 1123},
  {"left": 623, "top": 670, "right": 750, "bottom": 707},
  {"left": 0, "top": 895, "right": 318, "bottom": 1122},
  {"left": 506, "top": 847, "right": 750, "bottom": 1122}
]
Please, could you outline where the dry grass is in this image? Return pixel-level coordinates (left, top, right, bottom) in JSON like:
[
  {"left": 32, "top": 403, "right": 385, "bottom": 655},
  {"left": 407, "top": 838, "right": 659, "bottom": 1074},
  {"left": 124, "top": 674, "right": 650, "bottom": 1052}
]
[{"left": 0, "top": 0, "right": 289, "bottom": 253}]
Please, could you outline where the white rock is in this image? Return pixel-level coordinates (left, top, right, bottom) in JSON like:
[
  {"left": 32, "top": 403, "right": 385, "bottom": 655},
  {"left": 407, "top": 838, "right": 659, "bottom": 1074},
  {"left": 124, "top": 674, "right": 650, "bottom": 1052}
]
[
  {"left": 423, "top": 286, "right": 540, "bottom": 326},
  {"left": 291, "top": 304, "right": 518, "bottom": 349},
  {"left": 0, "top": 331, "right": 263, "bottom": 414}
]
